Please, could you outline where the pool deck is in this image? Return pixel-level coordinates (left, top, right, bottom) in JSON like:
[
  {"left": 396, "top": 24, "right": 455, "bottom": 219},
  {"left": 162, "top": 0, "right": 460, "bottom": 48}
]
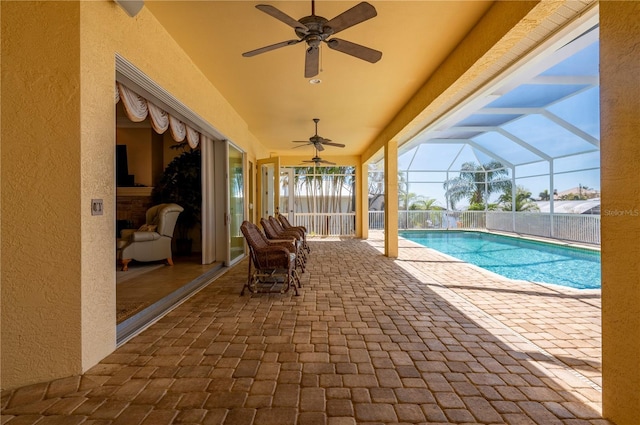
[{"left": 1, "top": 232, "right": 606, "bottom": 424}]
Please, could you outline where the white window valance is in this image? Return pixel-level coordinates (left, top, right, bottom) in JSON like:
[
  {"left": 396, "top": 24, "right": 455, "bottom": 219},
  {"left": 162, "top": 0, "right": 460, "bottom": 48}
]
[
  {"left": 148, "top": 102, "right": 169, "bottom": 134},
  {"left": 116, "top": 82, "right": 200, "bottom": 148},
  {"left": 168, "top": 115, "right": 186, "bottom": 142},
  {"left": 186, "top": 126, "right": 200, "bottom": 149}
]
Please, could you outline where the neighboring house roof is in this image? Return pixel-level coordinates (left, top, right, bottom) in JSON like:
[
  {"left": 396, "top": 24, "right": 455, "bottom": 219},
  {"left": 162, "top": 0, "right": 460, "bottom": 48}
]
[
  {"left": 556, "top": 187, "right": 600, "bottom": 197},
  {"left": 535, "top": 199, "right": 600, "bottom": 214}
]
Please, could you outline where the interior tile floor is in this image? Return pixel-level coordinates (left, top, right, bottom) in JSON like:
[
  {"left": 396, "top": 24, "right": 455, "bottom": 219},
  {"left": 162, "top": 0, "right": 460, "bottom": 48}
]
[
  {"left": 1, "top": 232, "right": 609, "bottom": 425},
  {"left": 116, "top": 255, "right": 223, "bottom": 323}
]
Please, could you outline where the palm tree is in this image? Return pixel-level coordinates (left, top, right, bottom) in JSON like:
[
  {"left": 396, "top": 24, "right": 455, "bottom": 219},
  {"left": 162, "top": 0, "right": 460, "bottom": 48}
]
[
  {"left": 408, "top": 198, "right": 443, "bottom": 211},
  {"left": 499, "top": 185, "right": 540, "bottom": 212},
  {"left": 539, "top": 189, "right": 550, "bottom": 201},
  {"left": 443, "top": 161, "right": 511, "bottom": 209}
]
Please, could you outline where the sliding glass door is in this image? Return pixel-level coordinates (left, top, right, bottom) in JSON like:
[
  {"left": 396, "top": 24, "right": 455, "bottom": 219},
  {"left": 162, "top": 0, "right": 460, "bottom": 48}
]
[{"left": 229, "top": 144, "right": 245, "bottom": 264}]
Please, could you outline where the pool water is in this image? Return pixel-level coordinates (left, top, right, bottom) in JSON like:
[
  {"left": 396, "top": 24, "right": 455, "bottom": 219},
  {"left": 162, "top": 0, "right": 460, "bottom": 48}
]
[{"left": 400, "top": 231, "right": 601, "bottom": 290}]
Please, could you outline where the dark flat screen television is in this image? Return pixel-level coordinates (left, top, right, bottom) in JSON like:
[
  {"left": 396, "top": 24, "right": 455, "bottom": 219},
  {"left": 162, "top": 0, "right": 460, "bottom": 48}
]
[{"left": 116, "top": 145, "right": 134, "bottom": 186}]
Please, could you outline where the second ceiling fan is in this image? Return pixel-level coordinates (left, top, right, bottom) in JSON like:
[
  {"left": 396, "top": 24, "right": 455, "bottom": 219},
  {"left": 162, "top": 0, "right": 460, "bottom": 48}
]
[
  {"left": 292, "top": 118, "right": 345, "bottom": 151},
  {"left": 242, "top": 0, "right": 382, "bottom": 78},
  {"left": 303, "top": 148, "right": 336, "bottom": 166}
]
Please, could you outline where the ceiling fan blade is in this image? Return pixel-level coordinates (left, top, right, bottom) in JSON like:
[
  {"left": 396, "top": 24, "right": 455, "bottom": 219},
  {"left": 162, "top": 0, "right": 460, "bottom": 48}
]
[
  {"left": 326, "top": 38, "right": 382, "bottom": 63},
  {"left": 320, "top": 160, "right": 336, "bottom": 165},
  {"left": 242, "top": 39, "right": 301, "bottom": 57},
  {"left": 324, "top": 2, "right": 377, "bottom": 35},
  {"left": 292, "top": 144, "right": 310, "bottom": 149},
  {"left": 314, "top": 143, "right": 325, "bottom": 152},
  {"left": 292, "top": 140, "right": 311, "bottom": 143},
  {"left": 322, "top": 141, "right": 346, "bottom": 148},
  {"left": 304, "top": 46, "right": 320, "bottom": 78},
  {"left": 255, "top": 4, "right": 309, "bottom": 32}
]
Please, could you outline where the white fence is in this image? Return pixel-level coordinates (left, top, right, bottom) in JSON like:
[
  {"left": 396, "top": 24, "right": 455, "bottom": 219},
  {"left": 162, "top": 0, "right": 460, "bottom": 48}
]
[
  {"left": 369, "top": 210, "right": 600, "bottom": 245},
  {"left": 294, "top": 213, "right": 356, "bottom": 236}
]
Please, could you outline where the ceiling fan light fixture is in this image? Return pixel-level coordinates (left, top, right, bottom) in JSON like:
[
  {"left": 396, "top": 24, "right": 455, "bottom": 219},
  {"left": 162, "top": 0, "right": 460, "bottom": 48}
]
[{"left": 309, "top": 78, "right": 322, "bottom": 84}]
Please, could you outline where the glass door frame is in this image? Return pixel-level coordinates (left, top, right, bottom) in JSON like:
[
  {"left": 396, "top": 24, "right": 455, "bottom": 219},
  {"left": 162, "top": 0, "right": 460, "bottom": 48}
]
[
  {"left": 280, "top": 167, "right": 295, "bottom": 223},
  {"left": 228, "top": 141, "right": 246, "bottom": 266},
  {"left": 256, "top": 157, "right": 280, "bottom": 220}
]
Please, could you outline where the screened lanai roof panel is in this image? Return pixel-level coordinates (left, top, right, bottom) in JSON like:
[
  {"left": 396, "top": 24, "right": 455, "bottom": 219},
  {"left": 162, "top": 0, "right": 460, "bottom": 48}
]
[
  {"left": 547, "top": 86, "right": 600, "bottom": 139},
  {"left": 433, "top": 129, "right": 482, "bottom": 140},
  {"left": 398, "top": 146, "right": 417, "bottom": 169},
  {"left": 473, "top": 131, "right": 543, "bottom": 164},
  {"left": 515, "top": 161, "right": 549, "bottom": 178},
  {"left": 401, "top": 143, "right": 468, "bottom": 170},
  {"left": 456, "top": 114, "right": 521, "bottom": 127},
  {"left": 503, "top": 114, "right": 598, "bottom": 157},
  {"left": 554, "top": 151, "right": 600, "bottom": 173},
  {"left": 487, "top": 84, "right": 590, "bottom": 108},
  {"left": 472, "top": 149, "right": 501, "bottom": 168},
  {"left": 541, "top": 41, "right": 599, "bottom": 77},
  {"left": 448, "top": 144, "right": 487, "bottom": 171}
]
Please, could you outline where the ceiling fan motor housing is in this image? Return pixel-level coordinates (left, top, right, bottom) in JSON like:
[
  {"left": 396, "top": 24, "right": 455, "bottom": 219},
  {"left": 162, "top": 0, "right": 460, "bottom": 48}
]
[{"left": 296, "top": 15, "right": 332, "bottom": 47}]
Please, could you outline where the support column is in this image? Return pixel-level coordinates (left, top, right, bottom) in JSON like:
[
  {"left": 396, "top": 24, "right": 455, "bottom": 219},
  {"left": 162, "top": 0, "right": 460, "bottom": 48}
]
[
  {"left": 384, "top": 141, "right": 398, "bottom": 257},
  {"left": 600, "top": 2, "right": 640, "bottom": 423},
  {"left": 359, "top": 160, "right": 368, "bottom": 239}
]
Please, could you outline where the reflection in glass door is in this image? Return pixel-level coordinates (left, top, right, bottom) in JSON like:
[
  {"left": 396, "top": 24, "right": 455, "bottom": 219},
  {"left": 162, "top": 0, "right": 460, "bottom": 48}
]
[
  {"left": 280, "top": 168, "right": 294, "bottom": 222},
  {"left": 229, "top": 144, "right": 245, "bottom": 263},
  {"left": 256, "top": 157, "right": 280, "bottom": 220}
]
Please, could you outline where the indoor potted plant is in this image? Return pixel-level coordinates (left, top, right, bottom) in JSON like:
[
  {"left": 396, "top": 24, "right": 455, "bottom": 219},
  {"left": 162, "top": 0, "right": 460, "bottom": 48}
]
[{"left": 152, "top": 142, "right": 201, "bottom": 255}]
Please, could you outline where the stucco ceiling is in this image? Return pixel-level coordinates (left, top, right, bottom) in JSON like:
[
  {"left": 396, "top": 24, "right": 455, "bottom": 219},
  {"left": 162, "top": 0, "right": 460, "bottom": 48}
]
[{"left": 144, "top": 1, "right": 494, "bottom": 159}]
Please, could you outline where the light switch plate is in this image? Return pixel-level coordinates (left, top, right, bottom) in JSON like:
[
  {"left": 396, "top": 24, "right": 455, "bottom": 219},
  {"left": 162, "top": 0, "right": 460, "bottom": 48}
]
[{"left": 91, "top": 199, "right": 104, "bottom": 216}]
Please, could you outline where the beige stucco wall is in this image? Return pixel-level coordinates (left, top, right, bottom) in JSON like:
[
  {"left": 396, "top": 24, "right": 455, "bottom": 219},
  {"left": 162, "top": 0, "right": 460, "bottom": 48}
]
[
  {"left": 1, "top": 0, "right": 270, "bottom": 390},
  {"left": 600, "top": 2, "right": 640, "bottom": 424},
  {"left": 1, "top": 1, "right": 83, "bottom": 388}
]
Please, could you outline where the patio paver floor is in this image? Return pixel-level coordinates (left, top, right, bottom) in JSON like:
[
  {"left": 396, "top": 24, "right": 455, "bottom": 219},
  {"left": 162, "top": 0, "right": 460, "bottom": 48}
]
[{"left": 1, "top": 233, "right": 609, "bottom": 425}]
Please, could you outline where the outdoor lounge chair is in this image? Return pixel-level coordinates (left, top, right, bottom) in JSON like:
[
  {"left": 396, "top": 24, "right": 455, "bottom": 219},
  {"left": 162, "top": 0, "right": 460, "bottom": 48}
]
[
  {"left": 240, "top": 221, "right": 301, "bottom": 296},
  {"left": 261, "top": 217, "right": 307, "bottom": 272},
  {"left": 277, "top": 214, "right": 310, "bottom": 253}
]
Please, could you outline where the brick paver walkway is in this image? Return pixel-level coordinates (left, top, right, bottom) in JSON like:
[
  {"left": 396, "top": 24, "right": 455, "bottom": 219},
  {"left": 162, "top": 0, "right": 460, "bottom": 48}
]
[{"left": 1, "top": 235, "right": 609, "bottom": 424}]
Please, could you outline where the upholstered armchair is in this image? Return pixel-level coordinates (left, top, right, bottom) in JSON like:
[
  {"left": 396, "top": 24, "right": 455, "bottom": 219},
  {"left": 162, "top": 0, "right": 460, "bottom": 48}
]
[{"left": 117, "top": 203, "right": 184, "bottom": 271}]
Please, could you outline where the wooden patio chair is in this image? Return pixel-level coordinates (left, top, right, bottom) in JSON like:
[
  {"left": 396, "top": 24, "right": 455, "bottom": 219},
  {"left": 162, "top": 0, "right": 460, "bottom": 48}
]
[
  {"left": 261, "top": 217, "right": 307, "bottom": 272},
  {"left": 240, "top": 221, "right": 301, "bottom": 296},
  {"left": 277, "top": 214, "right": 310, "bottom": 253}
]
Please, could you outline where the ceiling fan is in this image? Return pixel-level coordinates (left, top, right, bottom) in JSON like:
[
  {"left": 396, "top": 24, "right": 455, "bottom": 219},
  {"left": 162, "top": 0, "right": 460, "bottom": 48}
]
[
  {"left": 242, "top": 0, "right": 382, "bottom": 78},
  {"left": 292, "top": 118, "right": 345, "bottom": 151},
  {"left": 303, "top": 148, "right": 336, "bottom": 166}
]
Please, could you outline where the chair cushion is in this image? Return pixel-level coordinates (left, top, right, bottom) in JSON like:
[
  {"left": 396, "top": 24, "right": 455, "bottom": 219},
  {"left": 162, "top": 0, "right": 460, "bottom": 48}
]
[
  {"left": 131, "top": 231, "right": 162, "bottom": 242},
  {"left": 138, "top": 224, "right": 158, "bottom": 232}
]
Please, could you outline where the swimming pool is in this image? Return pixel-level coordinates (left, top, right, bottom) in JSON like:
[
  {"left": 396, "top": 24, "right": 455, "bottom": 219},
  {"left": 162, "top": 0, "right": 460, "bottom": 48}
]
[{"left": 400, "top": 230, "right": 601, "bottom": 290}]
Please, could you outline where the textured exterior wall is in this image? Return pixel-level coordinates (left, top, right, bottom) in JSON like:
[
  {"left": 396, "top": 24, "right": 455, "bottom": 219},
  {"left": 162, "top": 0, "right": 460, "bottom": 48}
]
[
  {"left": 1, "top": 0, "right": 270, "bottom": 390},
  {"left": 1, "top": 2, "right": 83, "bottom": 388},
  {"left": 78, "top": 0, "right": 269, "bottom": 378},
  {"left": 600, "top": 2, "right": 640, "bottom": 423}
]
